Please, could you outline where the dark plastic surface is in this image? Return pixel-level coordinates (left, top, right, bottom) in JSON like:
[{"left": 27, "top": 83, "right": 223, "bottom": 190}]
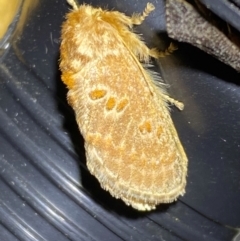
[
  {"left": 0, "top": 0, "right": 240, "bottom": 240},
  {"left": 199, "top": 0, "right": 240, "bottom": 32}
]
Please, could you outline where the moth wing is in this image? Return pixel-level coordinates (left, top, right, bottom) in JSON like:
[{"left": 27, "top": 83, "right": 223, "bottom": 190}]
[
  {"left": 61, "top": 10, "right": 187, "bottom": 210},
  {"left": 81, "top": 42, "right": 186, "bottom": 210}
]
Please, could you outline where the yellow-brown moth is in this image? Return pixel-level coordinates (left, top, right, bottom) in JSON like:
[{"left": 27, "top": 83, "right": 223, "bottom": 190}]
[{"left": 60, "top": 0, "right": 188, "bottom": 211}]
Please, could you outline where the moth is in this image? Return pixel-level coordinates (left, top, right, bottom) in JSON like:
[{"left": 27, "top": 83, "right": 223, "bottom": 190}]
[{"left": 60, "top": 0, "right": 188, "bottom": 211}]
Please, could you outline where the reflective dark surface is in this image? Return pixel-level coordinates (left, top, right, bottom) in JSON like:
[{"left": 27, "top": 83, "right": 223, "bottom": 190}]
[{"left": 0, "top": 0, "right": 239, "bottom": 240}]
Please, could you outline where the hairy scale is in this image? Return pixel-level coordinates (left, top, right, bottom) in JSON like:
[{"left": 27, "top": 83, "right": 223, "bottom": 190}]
[{"left": 60, "top": 1, "right": 188, "bottom": 211}]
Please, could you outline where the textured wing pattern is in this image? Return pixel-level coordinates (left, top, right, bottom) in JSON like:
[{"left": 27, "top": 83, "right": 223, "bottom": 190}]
[{"left": 60, "top": 4, "right": 187, "bottom": 210}]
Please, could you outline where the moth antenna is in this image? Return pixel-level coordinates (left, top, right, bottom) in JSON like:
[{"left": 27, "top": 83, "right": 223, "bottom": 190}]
[
  {"left": 131, "top": 2, "right": 155, "bottom": 25},
  {"left": 66, "top": 0, "right": 78, "bottom": 10},
  {"left": 163, "top": 94, "right": 184, "bottom": 110}
]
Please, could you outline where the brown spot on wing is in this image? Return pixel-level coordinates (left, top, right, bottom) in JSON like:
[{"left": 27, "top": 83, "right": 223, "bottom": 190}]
[{"left": 89, "top": 89, "right": 107, "bottom": 100}]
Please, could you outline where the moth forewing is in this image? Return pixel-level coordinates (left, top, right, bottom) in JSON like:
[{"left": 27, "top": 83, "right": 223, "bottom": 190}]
[{"left": 60, "top": 2, "right": 188, "bottom": 211}]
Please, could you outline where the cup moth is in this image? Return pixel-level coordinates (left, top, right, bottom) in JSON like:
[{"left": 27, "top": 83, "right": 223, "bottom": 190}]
[{"left": 60, "top": 0, "right": 188, "bottom": 211}]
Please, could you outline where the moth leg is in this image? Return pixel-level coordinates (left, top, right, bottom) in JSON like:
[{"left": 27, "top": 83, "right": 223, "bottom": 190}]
[
  {"left": 130, "top": 2, "right": 177, "bottom": 58},
  {"left": 122, "top": 35, "right": 177, "bottom": 62},
  {"left": 149, "top": 42, "right": 178, "bottom": 59},
  {"left": 67, "top": 0, "right": 78, "bottom": 10},
  {"left": 163, "top": 94, "right": 184, "bottom": 110},
  {"left": 131, "top": 3, "right": 155, "bottom": 25}
]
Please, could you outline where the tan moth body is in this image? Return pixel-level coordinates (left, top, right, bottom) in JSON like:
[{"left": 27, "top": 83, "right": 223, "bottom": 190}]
[{"left": 60, "top": 1, "right": 188, "bottom": 210}]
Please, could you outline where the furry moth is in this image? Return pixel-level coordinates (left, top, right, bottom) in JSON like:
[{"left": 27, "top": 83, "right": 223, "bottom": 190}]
[{"left": 60, "top": 0, "right": 188, "bottom": 211}]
